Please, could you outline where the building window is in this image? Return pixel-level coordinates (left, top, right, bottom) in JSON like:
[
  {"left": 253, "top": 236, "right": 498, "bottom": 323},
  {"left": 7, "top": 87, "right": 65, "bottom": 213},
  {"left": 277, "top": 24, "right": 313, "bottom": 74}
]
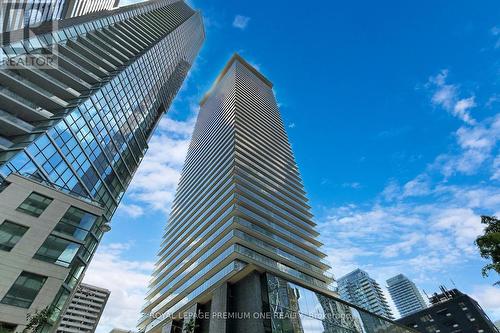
[
  {"left": 34, "top": 235, "right": 81, "bottom": 267},
  {"left": 48, "top": 287, "right": 71, "bottom": 322},
  {"left": 0, "top": 179, "right": 9, "bottom": 193},
  {"left": 0, "top": 322, "right": 16, "bottom": 332},
  {"left": 54, "top": 206, "right": 98, "bottom": 241},
  {"left": 16, "top": 192, "right": 53, "bottom": 217},
  {"left": 426, "top": 325, "right": 438, "bottom": 333},
  {"left": 1, "top": 271, "right": 47, "bottom": 308},
  {"left": 421, "top": 314, "right": 434, "bottom": 322},
  {"left": 0, "top": 221, "right": 28, "bottom": 251}
]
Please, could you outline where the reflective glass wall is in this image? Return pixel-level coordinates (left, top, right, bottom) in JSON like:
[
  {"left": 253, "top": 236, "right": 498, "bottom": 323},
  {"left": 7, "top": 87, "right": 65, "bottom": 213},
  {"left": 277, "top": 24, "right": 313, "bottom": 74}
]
[{"left": 266, "top": 274, "right": 415, "bottom": 333}]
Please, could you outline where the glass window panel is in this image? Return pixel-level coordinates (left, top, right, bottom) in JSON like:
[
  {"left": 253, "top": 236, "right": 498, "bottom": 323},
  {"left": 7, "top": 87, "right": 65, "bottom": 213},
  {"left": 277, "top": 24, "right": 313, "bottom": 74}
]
[
  {"left": 1, "top": 271, "right": 47, "bottom": 308},
  {"left": 16, "top": 192, "right": 53, "bottom": 217},
  {"left": 0, "top": 221, "right": 28, "bottom": 251},
  {"left": 34, "top": 235, "right": 80, "bottom": 267},
  {"left": 266, "top": 274, "right": 413, "bottom": 333},
  {"left": 59, "top": 206, "right": 97, "bottom": 231},
  {"left": 48, "top": 287, "right": 70, "bottom": 322}
]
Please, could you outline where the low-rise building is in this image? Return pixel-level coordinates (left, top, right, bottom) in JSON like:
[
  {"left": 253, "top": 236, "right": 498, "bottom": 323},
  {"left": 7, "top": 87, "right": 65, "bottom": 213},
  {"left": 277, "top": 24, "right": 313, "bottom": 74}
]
[{"left": 397, "top": 287, "right": 499, "bottom": 333}]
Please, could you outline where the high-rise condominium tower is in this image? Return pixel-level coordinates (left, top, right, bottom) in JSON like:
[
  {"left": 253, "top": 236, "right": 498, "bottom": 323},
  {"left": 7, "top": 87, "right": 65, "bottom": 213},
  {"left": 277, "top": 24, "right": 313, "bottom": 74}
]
[
  {"left": 386, "top": 274, "right": 427, "bottom": 318},
  {"left": 0, "top": 0, "right": 119, "bottom": 33},
  {"left": 0, "top": 0, "right": 204, "bottom": 331},
  {"left": 338, "top": 269, "right": 394, "bottom": 332},
  {"left": 338, "top": 269, "right": 394, "bottom": 319},
  {"left": 140, "top": 54, "right": 413, "bottom": 333}
]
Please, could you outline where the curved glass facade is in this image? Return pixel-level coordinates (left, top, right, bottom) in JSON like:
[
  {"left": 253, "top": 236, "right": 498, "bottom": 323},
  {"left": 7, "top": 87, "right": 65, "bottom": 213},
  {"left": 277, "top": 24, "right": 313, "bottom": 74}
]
[
  {"left": 266, "top": 274, "right": 414, "bottom": 333},
  {"left": 0, "top": 0, "right": 205, "bottom": 220},
  {"left": 0, "top": 1, "right": 204, "bottom": 330}
]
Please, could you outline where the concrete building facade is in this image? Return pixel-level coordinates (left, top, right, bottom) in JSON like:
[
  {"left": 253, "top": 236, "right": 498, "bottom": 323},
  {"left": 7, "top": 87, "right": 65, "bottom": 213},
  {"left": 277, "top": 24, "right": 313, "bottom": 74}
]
[
  {"left": 57, "top": 283, "right": 110, "bottom": 333},
  {"left": 0, "top": 174, "right": 104, "bottom": 332}
]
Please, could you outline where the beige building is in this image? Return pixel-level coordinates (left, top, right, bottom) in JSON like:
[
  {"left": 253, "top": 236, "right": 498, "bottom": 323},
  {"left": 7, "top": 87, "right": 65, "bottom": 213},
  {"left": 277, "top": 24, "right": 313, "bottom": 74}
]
[
  {"left": 57, "top": 283, "right": 110, "bottom": 333},
  {"left": 0, "top": 173, "right": 105, "bottom": 332}
]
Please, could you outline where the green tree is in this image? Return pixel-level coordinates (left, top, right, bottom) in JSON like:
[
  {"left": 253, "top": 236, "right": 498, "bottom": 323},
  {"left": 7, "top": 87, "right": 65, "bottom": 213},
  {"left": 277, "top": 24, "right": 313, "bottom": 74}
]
[
  {"left": 475, "top": 215, "right": 500, "bottom": 286},
  {"left": 183, "top": 318, "right": 196, "bottom": 333},
  {"left": 23, "top": 307, "right": 52, "bottom": 333}
]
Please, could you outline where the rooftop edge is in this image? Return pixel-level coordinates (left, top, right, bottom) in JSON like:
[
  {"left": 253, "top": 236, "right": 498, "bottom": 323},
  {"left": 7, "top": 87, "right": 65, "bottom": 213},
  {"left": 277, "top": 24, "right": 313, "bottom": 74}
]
[{"left": 199, "top": 53, "right": 273, "bottom": 106}]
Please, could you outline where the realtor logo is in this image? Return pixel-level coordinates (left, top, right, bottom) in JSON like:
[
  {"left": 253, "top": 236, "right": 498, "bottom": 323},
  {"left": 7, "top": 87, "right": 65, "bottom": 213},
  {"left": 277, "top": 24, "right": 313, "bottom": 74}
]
[{"left": 0, "top": 0, "right": 59, "bottom": 68}]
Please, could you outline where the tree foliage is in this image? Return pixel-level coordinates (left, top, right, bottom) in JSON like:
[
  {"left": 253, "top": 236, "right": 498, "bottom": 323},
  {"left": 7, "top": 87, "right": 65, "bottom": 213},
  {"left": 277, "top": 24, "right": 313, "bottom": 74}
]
[
  {"left": 475, "top": 215, "right": 500, "bottom": 286},
  {"left": 23, "top": 307, "right": 52, "bottom": 333}
]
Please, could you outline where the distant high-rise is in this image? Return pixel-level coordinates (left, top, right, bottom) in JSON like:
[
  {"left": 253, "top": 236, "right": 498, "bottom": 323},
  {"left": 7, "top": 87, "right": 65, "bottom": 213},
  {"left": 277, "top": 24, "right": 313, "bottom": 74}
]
[
  {"left": 0, "top": 0, "right": 204, "bottom": 330},
  {"left": 387, "top": 274, "right": 427, "bottom": 318},
  {"left": 338, "top": 269, "right": 394, "bottom": 319},
  {"left": 397, "top": 287, "right": 499, "bottom": 333},
  {"left": 139, "top": 54, "right": 413, "bottom": 333},
  {"left": 57, "top": 283, "right": 110, "bottom": 333}
]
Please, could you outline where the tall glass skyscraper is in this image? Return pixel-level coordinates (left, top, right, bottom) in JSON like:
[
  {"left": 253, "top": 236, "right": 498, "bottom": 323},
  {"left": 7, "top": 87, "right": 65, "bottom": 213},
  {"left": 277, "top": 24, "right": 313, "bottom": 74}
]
[
  {"left": 140, "top": 54, "right": 413, "bottom": 333},
  {"left": 0, "top": 0, "right": 204, "bottom": 218},
  {"left": 0, "top": 0, "right": 119, "bottom": 33},
  {"left": 0, "top": 0, "right": 204, "bottom": 331},
  {"left": 386, "top": 274, "right": 427, "bottom": 318}
]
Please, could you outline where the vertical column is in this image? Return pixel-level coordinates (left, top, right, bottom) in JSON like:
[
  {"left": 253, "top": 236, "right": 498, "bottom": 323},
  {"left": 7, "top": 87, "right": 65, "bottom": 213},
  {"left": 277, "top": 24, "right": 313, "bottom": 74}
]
[
  {"left": 230, "top": 272, "right": 265, "bottom": 333},
  {"left": 209, "top": 283, "right": 228, "bottom": 333}
]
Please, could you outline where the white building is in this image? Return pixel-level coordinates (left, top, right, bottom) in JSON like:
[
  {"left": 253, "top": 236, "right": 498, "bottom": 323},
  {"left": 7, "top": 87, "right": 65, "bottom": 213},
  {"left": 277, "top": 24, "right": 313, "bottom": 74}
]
[{"left": 386, "top": 274, "right": 427, "bottom": 317}]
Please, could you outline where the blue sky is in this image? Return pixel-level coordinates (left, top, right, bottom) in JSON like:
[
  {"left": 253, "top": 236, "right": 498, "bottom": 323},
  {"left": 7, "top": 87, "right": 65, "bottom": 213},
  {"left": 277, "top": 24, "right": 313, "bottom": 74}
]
[{"left": 85, "top": 0, "right": 500, "bottom": 331}]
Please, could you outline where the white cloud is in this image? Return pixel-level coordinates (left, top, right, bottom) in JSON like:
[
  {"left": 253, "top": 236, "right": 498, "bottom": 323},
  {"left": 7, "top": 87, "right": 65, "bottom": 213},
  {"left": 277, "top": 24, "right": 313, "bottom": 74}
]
[
  {"left": 342, "top": 182, "right": 362, "bottom": 189},
  {"left": 320, "top": 181, "right": 498, "bottom": 293},
  {"left": 433, "top": 208, "right": 485, "bottom": 254},
  {"left": 382, "top": 180, "right": 401, "bottom": 201},
  {"left": 117, "top": 203, "right": 144, "bottom": 218},
  {"left": 157, "top": 116, "right": 196, "bottom": 137},
  {"left": 402, "top": 174, "right": 431, "bottom": 198},
  {"left": 382, "top": 233, "right": 422, "bottom": 258},
  {"left": 491, "top": 155, "right": 500, "bottom": 180},
  {"left": 471, "top": 284, "right": 500, "bottom": 319},
  {"left": 492, "top": 26, "right": 500, "bottom": 49},
  {"left": 433, "top": 114, "right": 500, "bottom": 177},
  {"left": 126, "top": 115, "right": 196, "bottom": 214},
  {"left": 428, "top": 70, "right": 476, "bottom": 124},
  {"left": 319, "top": 73, "right": 500, "bottom": 313},
  {"left": 84, "top": 243, "right": 154, "bottom": 333},
  {"left": 288, "top": 122, "right": 296, "bottom": 129},
  {"left": 453, "top": 97, "right": 476, "bottom": 124},
  {"left": 424, "top": 70, "right": 500, "bottom": 178},
  {"left": 232, "top": 15, "right": 250, "bottom": 30}
]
